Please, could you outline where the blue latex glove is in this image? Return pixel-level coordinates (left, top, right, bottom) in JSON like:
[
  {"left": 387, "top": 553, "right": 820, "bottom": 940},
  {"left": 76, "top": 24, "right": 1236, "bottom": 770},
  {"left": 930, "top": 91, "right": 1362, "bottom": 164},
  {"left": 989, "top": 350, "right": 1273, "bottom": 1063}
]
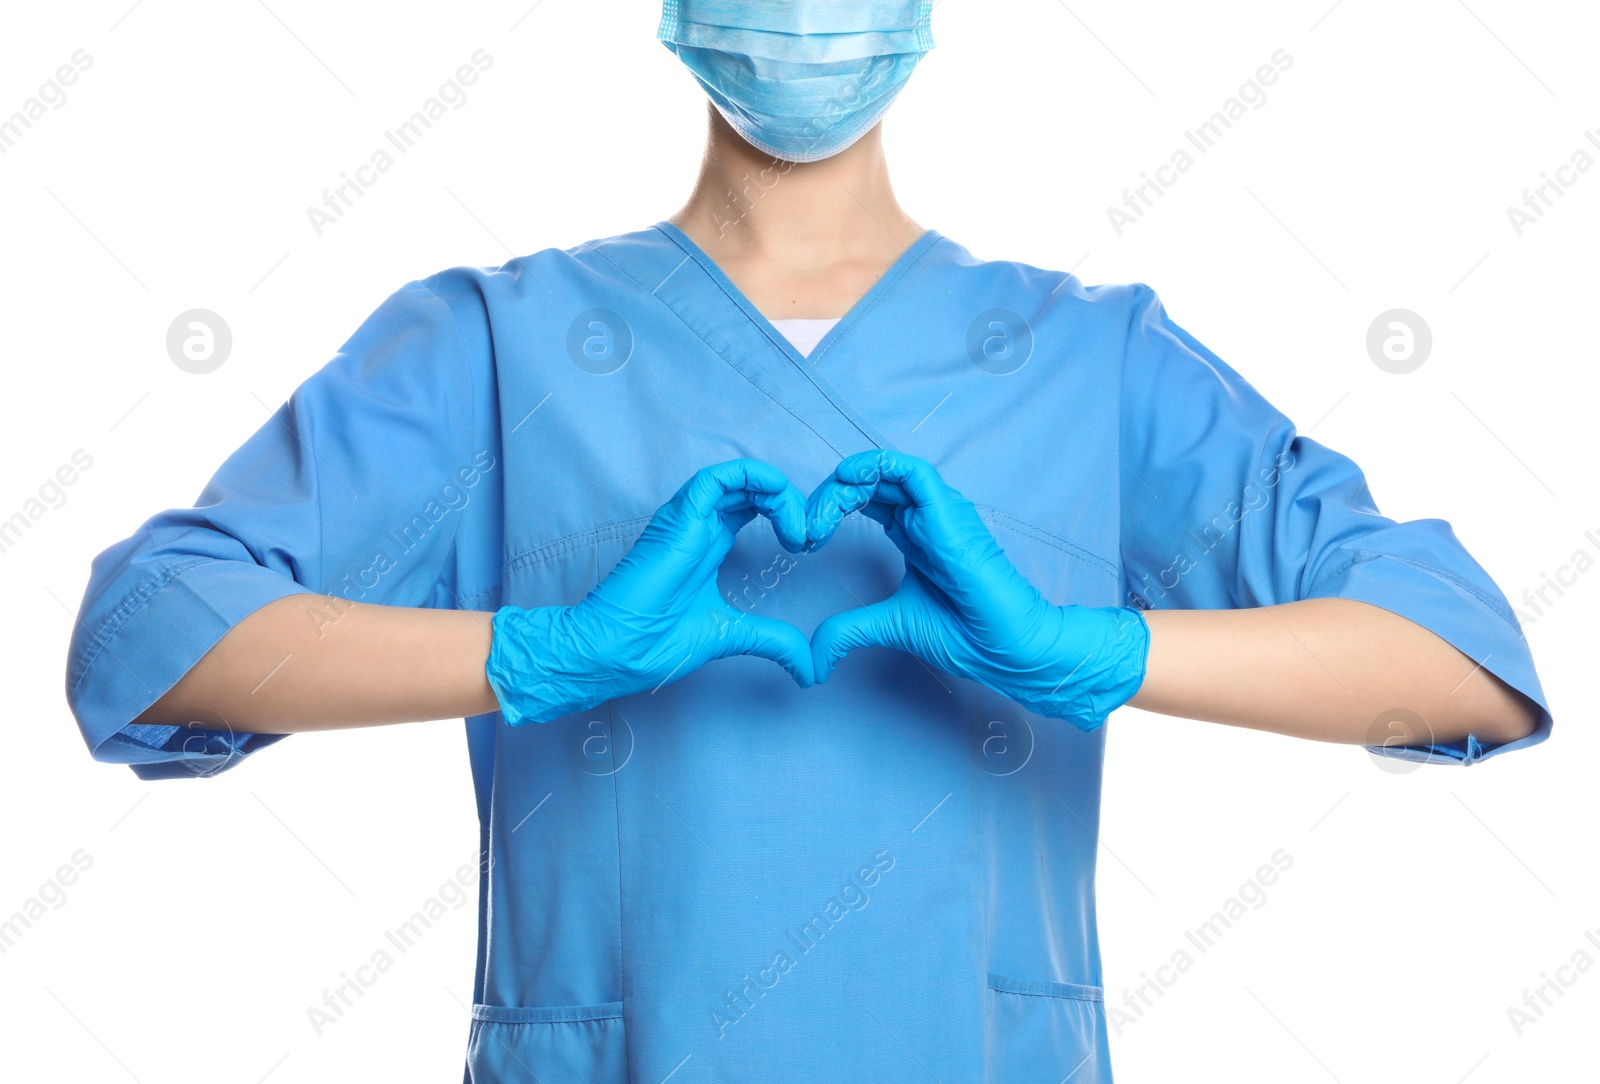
[
  {"left": 804, "top": 451, "right": 1149, "bottom": 731},
  {"left": 487, "top": 459, "right": 814, "bottom": 725}
]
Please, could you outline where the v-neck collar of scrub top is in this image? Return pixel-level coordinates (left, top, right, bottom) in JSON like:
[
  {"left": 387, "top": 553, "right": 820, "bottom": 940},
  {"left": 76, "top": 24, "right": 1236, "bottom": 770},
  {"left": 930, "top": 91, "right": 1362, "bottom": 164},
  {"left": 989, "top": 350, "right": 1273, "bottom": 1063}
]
[{"left": 592, "top": 220, "right": 946, "bottom": 458}]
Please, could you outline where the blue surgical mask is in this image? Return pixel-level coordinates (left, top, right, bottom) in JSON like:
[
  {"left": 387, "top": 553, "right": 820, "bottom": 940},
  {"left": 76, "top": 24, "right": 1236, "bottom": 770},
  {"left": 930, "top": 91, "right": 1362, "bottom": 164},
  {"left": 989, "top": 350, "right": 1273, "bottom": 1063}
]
[{"left": 658, "top": 0, "right": 935, "bottom": 164}]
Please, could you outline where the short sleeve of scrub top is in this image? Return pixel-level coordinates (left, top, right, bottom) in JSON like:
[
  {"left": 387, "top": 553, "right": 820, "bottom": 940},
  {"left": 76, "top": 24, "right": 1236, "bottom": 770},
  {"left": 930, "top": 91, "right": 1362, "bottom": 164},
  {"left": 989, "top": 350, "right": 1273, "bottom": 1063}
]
[
  {"left": 1116, "top": 285, "right": 1551, "bottom": 765},
  {"left": 63, "top": 280, "right": 490, "bottom": 779}
]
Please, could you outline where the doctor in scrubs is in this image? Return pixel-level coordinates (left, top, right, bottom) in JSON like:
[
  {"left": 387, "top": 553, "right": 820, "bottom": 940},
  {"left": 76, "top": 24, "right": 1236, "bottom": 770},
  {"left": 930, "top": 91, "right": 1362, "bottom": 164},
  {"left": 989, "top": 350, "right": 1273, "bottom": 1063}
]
[{"left": 65, "top": 2, "right": 1550, "bottom": 1081}]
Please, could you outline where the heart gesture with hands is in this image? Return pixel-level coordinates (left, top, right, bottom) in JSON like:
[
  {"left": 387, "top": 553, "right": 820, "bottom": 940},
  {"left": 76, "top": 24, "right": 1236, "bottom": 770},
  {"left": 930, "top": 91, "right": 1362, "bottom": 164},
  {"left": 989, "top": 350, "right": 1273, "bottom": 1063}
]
[
  {"left": 486, "top": 453, "right": 1149, "bottom": 731},
  {"left": 803, "top": 451, "right": 1149, "bottom": 731}
]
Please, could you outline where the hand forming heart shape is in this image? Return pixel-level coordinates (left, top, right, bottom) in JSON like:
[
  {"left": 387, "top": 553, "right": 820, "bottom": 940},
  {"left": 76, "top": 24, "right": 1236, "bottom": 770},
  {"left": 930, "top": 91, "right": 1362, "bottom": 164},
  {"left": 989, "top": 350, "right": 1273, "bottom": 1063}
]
[{"left": 485, "top": 454, "right": 1149, "bottom": 732}]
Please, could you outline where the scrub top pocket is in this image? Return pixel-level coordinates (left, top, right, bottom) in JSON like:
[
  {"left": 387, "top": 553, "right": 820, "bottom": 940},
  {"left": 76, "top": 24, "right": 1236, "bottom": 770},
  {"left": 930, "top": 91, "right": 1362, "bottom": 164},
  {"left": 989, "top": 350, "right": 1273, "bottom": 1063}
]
[
  {"left": 465, "top": 1002, "right": 628, "bottom": 1083},
  {"left": 985, "top": 972, "right": 1110, "bottom": 1084}
]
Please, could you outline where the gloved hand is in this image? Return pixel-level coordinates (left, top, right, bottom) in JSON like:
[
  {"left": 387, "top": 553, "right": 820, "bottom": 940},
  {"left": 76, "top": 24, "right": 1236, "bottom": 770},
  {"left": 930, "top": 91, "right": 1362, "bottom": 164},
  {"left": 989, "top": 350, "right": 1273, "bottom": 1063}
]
[
  {"left": 486, "top": 459, "right": 814, "bottom": 725},
  {"left": 804, "top": 451, "right": 1149, "bottom": 731}
]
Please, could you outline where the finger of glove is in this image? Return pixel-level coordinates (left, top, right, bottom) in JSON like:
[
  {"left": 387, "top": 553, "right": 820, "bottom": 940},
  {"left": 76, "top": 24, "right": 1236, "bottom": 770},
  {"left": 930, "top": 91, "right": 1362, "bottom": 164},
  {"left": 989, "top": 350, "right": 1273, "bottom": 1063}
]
[
  {"left": 855, "top": 497, "right": 914, "bottom": 561},
  {"left": 803, "top": 479, "right": 878, "bottom": 550},
  {"left": 717, "top": 485, "right": 808, "bottom": 555},
  {"left": 713, "top": 611, "right": 817, "bottom": 688},
  {"left": 803, "top": 488, "right": 924, "bottom": 566},
  {"left": 811, "top": 603, "right": 903, "bottom": 684},
  {"left": 804, "top": 452, "right": 951, "bottom": 550},
  {"left": 832, "top": 450, "right": 956, "bottom": 509},
  {"left": 896, "top": 504, "right": 1039, "bottom": 623},
  {"left": 841, "top": 457, "right": 1015, "bottom": 608},
  {"left": 855, "top": 497, "right": 892, "bottom": 526},
  {"left": 722, "top": 505, "right": 758, "bottom": 535},
  {"left": 678, "top": 459, "right": 808, "bottom": 552}
]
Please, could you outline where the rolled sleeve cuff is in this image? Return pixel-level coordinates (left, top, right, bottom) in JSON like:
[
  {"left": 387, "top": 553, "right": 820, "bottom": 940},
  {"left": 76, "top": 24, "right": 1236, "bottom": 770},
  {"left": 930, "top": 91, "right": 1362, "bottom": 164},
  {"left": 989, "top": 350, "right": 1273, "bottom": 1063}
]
[
  {"left": 67, "top": 558, "right": 318, "bottom": 778},
  {"left": 1305, "top": 552, "right": 1553, "bottom": 766}
]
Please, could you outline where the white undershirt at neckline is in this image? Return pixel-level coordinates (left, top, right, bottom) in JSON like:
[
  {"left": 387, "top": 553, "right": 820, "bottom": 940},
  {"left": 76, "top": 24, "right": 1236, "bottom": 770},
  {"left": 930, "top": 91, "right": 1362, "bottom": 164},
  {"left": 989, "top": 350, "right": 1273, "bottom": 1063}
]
[{"left": 769, "top": 317, "right": 841, "bottom": 358}]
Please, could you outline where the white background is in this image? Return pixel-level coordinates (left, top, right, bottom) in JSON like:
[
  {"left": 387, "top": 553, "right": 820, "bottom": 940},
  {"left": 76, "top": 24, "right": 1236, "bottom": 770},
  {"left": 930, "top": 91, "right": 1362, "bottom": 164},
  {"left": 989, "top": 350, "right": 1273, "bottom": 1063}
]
[{"left": 2, "top": 0, "right": 1595, "bottom": 1080}]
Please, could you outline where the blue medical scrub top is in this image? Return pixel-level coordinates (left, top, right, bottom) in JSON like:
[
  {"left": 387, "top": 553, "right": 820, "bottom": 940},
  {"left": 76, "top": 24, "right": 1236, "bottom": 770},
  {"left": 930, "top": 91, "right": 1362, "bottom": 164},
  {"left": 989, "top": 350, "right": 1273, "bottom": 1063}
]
[{"left": 65, "top": 222, "right": 1552, "bottom": 1082}]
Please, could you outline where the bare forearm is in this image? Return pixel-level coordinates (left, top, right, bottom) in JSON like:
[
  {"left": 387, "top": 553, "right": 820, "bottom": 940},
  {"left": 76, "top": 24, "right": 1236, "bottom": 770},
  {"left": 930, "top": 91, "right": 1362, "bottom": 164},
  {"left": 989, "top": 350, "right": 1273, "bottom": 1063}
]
[
  {"left": 133, "top": 595, "right": 499, "bottom": 733},
  {"left": 1128, "top": 598, "right": 1540, "bottom": 746}
]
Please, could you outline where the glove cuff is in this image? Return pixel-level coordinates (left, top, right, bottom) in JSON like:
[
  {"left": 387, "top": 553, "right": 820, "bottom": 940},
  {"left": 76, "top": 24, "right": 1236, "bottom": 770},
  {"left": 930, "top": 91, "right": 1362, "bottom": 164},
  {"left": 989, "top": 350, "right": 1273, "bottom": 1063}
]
[
  {"left": 485, "top": 605, "right": 590, "bottom": 726},
  {"left": 1031, "top": 606, "right": 1150, "bottom": 732}
]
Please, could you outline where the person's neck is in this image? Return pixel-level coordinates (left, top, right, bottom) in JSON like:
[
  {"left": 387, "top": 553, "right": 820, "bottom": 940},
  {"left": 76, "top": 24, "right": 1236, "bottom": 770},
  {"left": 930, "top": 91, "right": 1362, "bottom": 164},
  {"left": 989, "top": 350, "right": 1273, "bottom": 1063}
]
[{"left": 669, "top": 109, "right": 924, "bottom": 319}]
